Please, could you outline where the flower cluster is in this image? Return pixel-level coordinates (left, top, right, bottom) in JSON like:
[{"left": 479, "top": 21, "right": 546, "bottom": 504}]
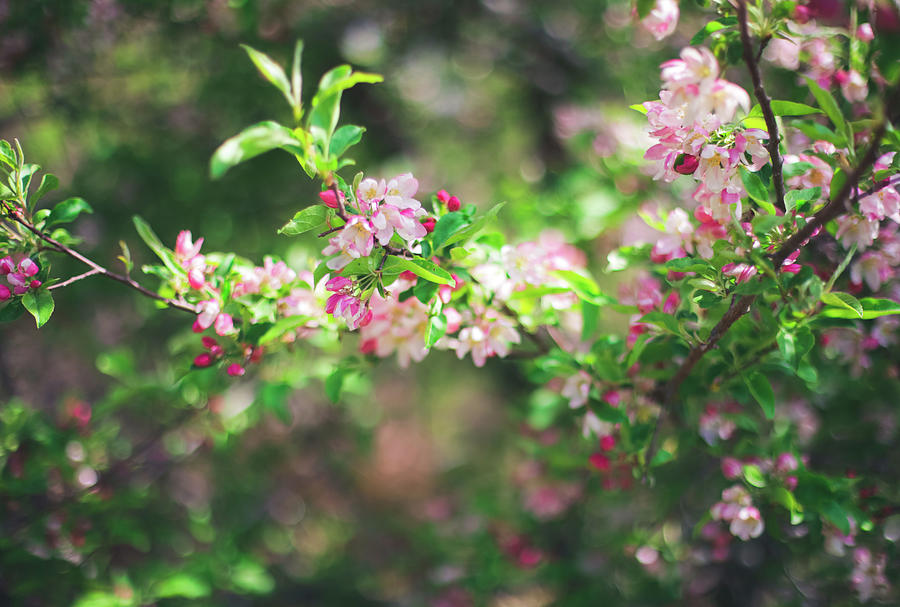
[
  {"left": 710, "top": 485, "right": 765, "bottom": 541},
  {"left": 644, "top": 47, "right": 765, "bottom": 223},
  {"left": 0, "top": 256, "right": 41, "bottom": 300}
]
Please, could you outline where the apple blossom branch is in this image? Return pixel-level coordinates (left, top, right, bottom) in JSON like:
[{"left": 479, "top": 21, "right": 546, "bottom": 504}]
[
  {"left": 736, "top": 0, "right": 785, "bottom": 211},
  {"left": 5, "top": 210, "right": 199, "bottom": 314},
  {"left": 645, "top": 84, "right": 900, "bottom": 475}
]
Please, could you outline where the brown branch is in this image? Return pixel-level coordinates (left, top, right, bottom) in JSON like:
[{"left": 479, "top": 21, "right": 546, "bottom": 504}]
[
  {"left": 736, "top": 0, "right": 785, "bottom": 211},
  {"left": 48, "top": 268, "right": 102, "bottom": 290},
  {"left": 6, "top": 213, "right": 198, "bottom": 315}
]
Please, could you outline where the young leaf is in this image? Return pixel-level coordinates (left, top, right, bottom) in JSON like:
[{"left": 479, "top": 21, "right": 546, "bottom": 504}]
[
  {"left": 330, "top": 125, "right": 366, "bottom": 158},
  {"left": 382, "top": 256, "right": 454, "bottom": 285},
  {"left": 32, "top": 173, "right": 59, "bottom": 204},
  {"left": 277, "top": 206, "right": 329, "bottom": 236},
  {"left": 22, "top": 289, "right": 54, "bottom": 328},
  {"left": 210, "top": 121, "right": 303, "bottom": 179},
  {"left": 690, "top": 18, "right": 736, "bottom": 45},
  {"left": 325, "top": 367, "right": 345, "bottom": 403},
  {"left": 821, "top": 296, "right": 900, "bottom": 319},
  {"left": 132, "top": 216, "right": 183, "bottom": 276},
  {"left": 744, "top": 371, "right": 775, "bottom": 419},
  {"left": 424, "top": 313, "right": 447, "bottom": 348},
  {"left": 46, "top": 197, "right": 93, "bottom": 227},
  {"left": 739, "top": 166, "right": 773, "bottom": 212},
  {"left": 241, "top": 44, "right": 293, "bottom": 107},
  {"left": 442, "top": 202, "right": 506, "bottom": 248},
  {"left": 291, "top": 39, "right": 304, "bottom": 115},
  {"left": 430, "top": 211, "right": 467, "bottom": 252},
  {"left": 784, "top": 187, "right": 821, "bottom": 212},
  {"left": 553, "top": 270, "right": 614, "bottom": 305},
  {"left": 821, "top": 291, "right": 863, "bottom": 319},
  {"left": 747, "top": 101, "right": 821, "bottom": 117}
]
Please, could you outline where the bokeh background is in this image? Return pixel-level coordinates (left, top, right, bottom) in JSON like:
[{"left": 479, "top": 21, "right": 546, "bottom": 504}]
[{"left": 3, "top": 1, "right": 883, "bottom": 606}]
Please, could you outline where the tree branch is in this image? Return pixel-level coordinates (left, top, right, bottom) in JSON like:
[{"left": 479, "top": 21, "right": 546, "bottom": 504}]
[
  {"left": 736, "top": 0, "right": 785, "bottom": 211},
  {"left": 6, "top": 212, "right": 198, "bottom": 315}
]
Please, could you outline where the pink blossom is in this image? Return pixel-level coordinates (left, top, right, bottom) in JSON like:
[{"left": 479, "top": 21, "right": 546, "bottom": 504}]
[
  {"left": 619, "top": 273, "right": 663, "bottom": 313},
  {"left": 226, "top": 363, "right": 246, "bottom": 377},
  {"left": 0, "top": 256, "right": 14, "bottom": 275},
  {"left": 371, "top": 204, "right": 428, "bottom": 245},
  {"left": 194, "top": 300, "right": 220, "bottom": 332},
  {"left": 721, "top": 457, "right": 743, "bottom": 479},
  {"left": 194, "top": 353, "right": 215, "bottom": 368},
  {"left": 18, "top": 258, "right": 39, "bottom": 277},
  {"left": 562, "top": 371, "right": 592, "bottom": 409},
  {"left": 321, "top": 215, "right": 375, "bottom": 270},
  {"left": 319, "top": 188, "right": 345, "bottom": 209},
  {"left": 836, "top": 215, "right": 879, "bottom": 250},
  {"left": 640, "top": 0, "right": 679, "bottom": 41},
  {"left": 729, "top": 506, "right": 764, "bottom": 540},
  {"left": 214, "top": 313, "right": 235, "bottom": 336},
  {"left": 356, "top": 177, "right": 386, "bottom": 210},
  {"left": 722, "top": 262, "right": 758, "bottom": 284},
  {"left": 851, "top": 548, "right": 889, "bottom": 602},
  {"left": 175, "top": 230, "right": 203, "bottom": 263},
  {"left": 384, "top": 173, "right": 420, "bottom": 210},
  {"left": 359, "top": 278, "right": 430, "bottom": 365},
  {"left": 850, "top": 251, "right": 893, "bottom": 290},
  {"left": 0, "top": 284, "right": 10, "bottom": 301},
  {"left": 454, "top": 311, "right": 521, "bottom": 367},
  {"left": 857, "top": 23, "right": 874, "bottom": 42},
  {"left": 6, "top": 272, "right": 30, "bottom": 295},
  {"left": 763, "top": 37, "right": 800, "bottom": 70},
  {"left": 836, "top": 69, "right": 868, "bottom": 103},
  {"left": 710, "top": 485, "right": 752, "bottom": 522}
]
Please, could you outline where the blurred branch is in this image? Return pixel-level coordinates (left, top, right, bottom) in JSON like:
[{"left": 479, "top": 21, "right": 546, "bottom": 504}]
[{"left": 4, "top": 210, "right": 198, "bottom": 315}]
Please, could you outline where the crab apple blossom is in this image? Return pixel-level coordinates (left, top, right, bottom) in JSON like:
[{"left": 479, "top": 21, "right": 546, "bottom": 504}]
[
  {"left": 640, "top": 0, "right": 679, "bottom": 41},
  {"left": 729, "top": 506, "right": 764, "bottom": 541},
  {"left": 851, "top": 548, "right": 889, "bottom": 602},
  {"left": 0, "top": 256, "right": 14, "bottom": 274},
  {"left": 322, "top": 215, "right": 375, "bottom": 270},
  {"left": 453, "top": 310, "right": 521, "bottom": 367},
  {"left": 562, "top": 371, "right": 592, "bottom": 409}
]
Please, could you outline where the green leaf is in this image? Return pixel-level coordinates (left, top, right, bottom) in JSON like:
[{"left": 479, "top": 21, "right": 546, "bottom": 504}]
[
  {"left": 650, "top": 449, "right": 674, "bottom": 467},
  {"left": 740, "top": 166, "right": 773, "bottom": 212},
  {"left": 231, "top": 560, "right": 275, "bottom": 595},
  {"left": 0, "top": 140, "right": 15, "bottom": 168},
  {"left": 821, "top": 296, "right": 900, "bottom": 319},
  {"left": 22, "top": 290, "right": 54, "bottom": 328},
  {"left": 665, "top": 257, "right": 710, "bottom": 273},
  {"left": 782, "top": 161, "right": 816, "bottom": 179},
  {"left": 639, "top": 311, "right": 681, "bottom": 335},
  {"left": 821, "top": 291, "right": 863, "bottom": 319},
  {"left": 830, "top": 167, "right": 848, "bottom": 201},
  {"left": 743, "top": 464, "right": 767, "bottom": 487},
  {"left": 424, "top": 313, "right": 447, "bottom": 348},
  {"left": 430, "top": 211, "right": 467, "bottom": 252},
  {"left": 776, "top": 328, "right": 796, "bottom": 367},
  {"left": 46, "top": 197, "right": 92, "bottom": 226},
  {"left": 210, "top": 121, "right": 303, "bottom": 179},
  {"left": 257, "top": 316, "right": 311, "bottom": 344},
  {"left": 382, "top": 256, "right": 453, "bottom": 285},
  {"left": 132, "top": 216, "right": 183, "bottom": 276},
  {"left": 690, "top": 18, "right": 736, "bottom": 45},
  {"left": 325, "top": 367, "right": 345, "bottom": 403},
  {"left": 553, "top": 269, "right": 614, "bottom": 305},
  {"left": 413, "top": 278, "right": 440, "bottom": 304},
  {"left": 32, "top": 173, "right": 59, "bottom": 204},
  {"left": 313, "top": 258, "right": 331, "bottom": 286},
  {"left": 784, "top": 187, "right": 821, "bottom": 212},
  {"left": 241, "top": 44, "right": 293, "bottom": 107},
  {"left": 821, "top": 500, "right": 851, "bottom": 535},
  {"left": 155, "top": 573, "right": 211, "bottom": 599},
  {"left": 793, "top": 121, "right": 845, "bottom": 146},
  {"left": 72, "top": 592, "right": 120, "bottom": 607},
  {"left": 628, "top": 103, "right": 649, "bottom": 115},
  {"left": 291, "top": 39, "right": 304, "bottom": 113},
  {"left": 330, "top": 125, "right": 365, "bottom": 158},
  {"left": 308, "top": 67, "right": 382, "bottom": 156},
  {"left": 744, "top": 371, "right": 774, "bottom": 419},
  {"left": 278, "top": 205, "right": 329, "bottom": 236},
  {"left": 0, "top": 299, "right": 25, "bottom": 322},
  {"left": 806, "top": 77, "right": 851, "bottom": 149},
  {"left": 442, "top": 202, "right": 506, "bottom": 247},
  {"left": 748, "top": 101, "right": 821, "bottom": 117},
  {"left": 635, "top": 0, "right": 655, "bottom": 19}
]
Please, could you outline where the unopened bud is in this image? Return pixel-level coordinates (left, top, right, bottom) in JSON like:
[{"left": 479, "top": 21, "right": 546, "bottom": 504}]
[
  {"left": 319, "top": 189, "right": 343, "bottom": 209},
  {"left": 194, "top": 353, "right": 214, "bottom": 368},
  {"left": 226, "top": 363, "right": 245, "bottom": 377},
  {"left": 436, "top": 189, "right": 451, "bottom": 203},
  {"left": 0, "top": 285, "right": 10, "bottom": 301},
  {"left": 674, "top": 154, "right": 699, "bottom": 175},
  {"left": 422, "top": 217, "right": 436, "bottom": 233},
  {"left": 447, "top": 196, "right": 461, "bottom": 212}
]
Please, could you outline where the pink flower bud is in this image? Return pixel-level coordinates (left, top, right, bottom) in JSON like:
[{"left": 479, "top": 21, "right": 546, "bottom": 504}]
[
  {"left": 209, "top": 345, "right": 224, "bottom": 357},
  {"left": 793, "top": 5, "right": 811, "bottom": 23},
  {"left": 516, "top": 547, "right": 543, "bottom": 569},
  {"left": 188, "top": 268, "right": 205, "bottom": 290},
  {"left": 202, "top": 336, "right": 218, "bottom": 349},
  {"left": 214, "top": 313, "right": 234, "bottom": 336},
  {"left": 13, "top": 285, "right": 27, "bottom": 295},
  {"left": 226, "top": 363, "right": 245, "bottom": 377},
  {"left": 784, "top": 476, "right": 798, "bottom": 491},
  {"left": 0, "top": 256, "right": 14, "bottom": 275},
  {"left": 447, "top": 196, "right": 461, "bottom": 212},
  {"left": 360, "top": 338, "right": 377, "bottom": 354},
  {"left": 249, "top": 346, "right": 264, "bottom": 363},
  {"left": 599, "top": 435, "right": 616, "bottom": 451},
  {"left": 319, "top": 189, "right": 344, "bottom": 209},
  {"left": 857, "top": 23, "right": 874, "bottom": 41},
  {"left": 602, "top": 390, "right": 621, "bottom": 407},
  {"left": 6, "top": 272, "right": 27, "bottom": 289},
  {"left": 436, "top": 189, "right": 451, "bottom": 203},
  {"left": 194, "top": 353, "right": 214, "bottom": 367},
  {"left": 674, "top": 153, "right": 699, "bottom": 175},
  {"left": 326, "top": 276, "right": 353, "bottom": 292},
  {"left": 29, "top": 279, "right": 41, "bottom": 289},
  {"left": 663, "top": 291, "right": 680, "bottom": 314},
  {"left": 422, "top": 217, "right": 436, "bottom": 233},
  {"left": 721, "top": 457, "right": 743, "bottom": 479},
  {"left": 589, "top": 453, "right": 610, "bottom": 472},
  {"left": 18, "top": 258, "right": 39, "bottom": 277},
  {"left": 0, "top": 285, "right": 10, "bottom": 301}
]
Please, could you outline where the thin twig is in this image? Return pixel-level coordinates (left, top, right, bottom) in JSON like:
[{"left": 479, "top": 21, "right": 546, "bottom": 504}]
[
  {"left": 6, "top": 212, "right": 198, "bottom": 314},
  {"left": 48, "top": 268, "right": 102, "bottom": 290},
  {"left": 737, "top": 0, "right": 785, "bottom": 211}
]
